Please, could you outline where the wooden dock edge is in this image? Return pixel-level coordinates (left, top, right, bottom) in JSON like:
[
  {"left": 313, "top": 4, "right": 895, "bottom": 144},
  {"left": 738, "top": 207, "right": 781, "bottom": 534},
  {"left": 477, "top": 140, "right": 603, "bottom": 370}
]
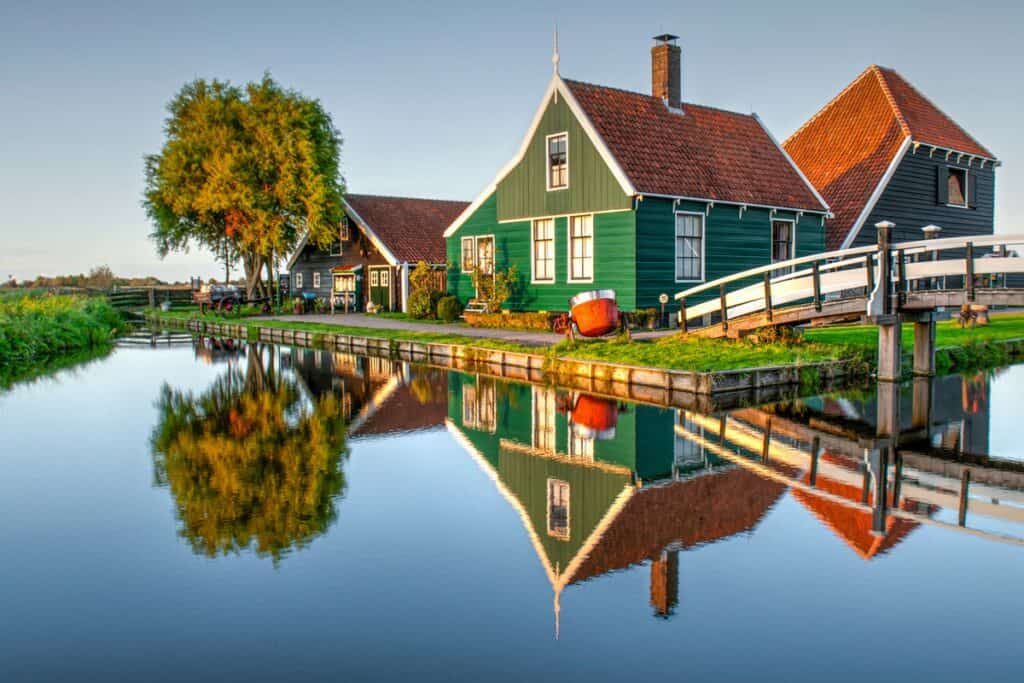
[{"left": 153, "top": 315, "right": 861, "bottom": 401}]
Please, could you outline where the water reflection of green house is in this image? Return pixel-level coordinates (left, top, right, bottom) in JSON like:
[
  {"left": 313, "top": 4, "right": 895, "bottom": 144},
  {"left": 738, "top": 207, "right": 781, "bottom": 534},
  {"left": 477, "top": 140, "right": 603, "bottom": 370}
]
[{"left": 445, "top": 372, "right": 785, "bottom": 630}]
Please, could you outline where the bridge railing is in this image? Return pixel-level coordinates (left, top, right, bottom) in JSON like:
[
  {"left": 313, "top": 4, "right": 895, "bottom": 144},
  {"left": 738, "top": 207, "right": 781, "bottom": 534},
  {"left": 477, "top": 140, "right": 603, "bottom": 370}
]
[{"left": 674, "top": 226, "right": 1024, "bottom": 331}]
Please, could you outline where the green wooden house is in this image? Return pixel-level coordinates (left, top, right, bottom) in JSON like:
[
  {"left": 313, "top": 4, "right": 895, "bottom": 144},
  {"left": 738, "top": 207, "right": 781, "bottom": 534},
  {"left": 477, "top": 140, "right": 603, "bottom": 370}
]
[{"left": 444, "top": 34, "right": 830, "bottom": 312}]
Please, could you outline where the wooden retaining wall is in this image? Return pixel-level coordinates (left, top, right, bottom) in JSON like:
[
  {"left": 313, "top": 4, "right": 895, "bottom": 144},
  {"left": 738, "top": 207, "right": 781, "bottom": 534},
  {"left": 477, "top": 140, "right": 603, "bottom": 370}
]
[{"left": 159, "top": 316, "right": 856, "bottom": 406}]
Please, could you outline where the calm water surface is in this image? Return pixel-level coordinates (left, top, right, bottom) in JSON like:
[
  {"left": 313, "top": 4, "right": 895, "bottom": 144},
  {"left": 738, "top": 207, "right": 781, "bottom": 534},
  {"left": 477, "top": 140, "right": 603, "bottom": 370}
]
[{"left": 1, "top": 334, "right": 1022, "bottom": 682}]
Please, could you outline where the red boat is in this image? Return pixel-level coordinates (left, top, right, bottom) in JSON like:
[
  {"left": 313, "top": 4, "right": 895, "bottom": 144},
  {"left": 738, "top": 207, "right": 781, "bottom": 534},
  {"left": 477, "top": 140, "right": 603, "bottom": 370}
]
[
  {"left": 568, "top": 393, "right": 619, "bottom": 440},
  {"left": 568, "top": 289, "right": 620, "bottom": 337}
]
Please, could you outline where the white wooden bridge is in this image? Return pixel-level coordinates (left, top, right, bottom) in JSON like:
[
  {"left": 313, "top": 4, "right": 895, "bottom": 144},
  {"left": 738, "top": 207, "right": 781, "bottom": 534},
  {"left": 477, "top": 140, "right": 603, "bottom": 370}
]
[{"left": 674, "top": 222, "right": 1024, "bottom": 380}]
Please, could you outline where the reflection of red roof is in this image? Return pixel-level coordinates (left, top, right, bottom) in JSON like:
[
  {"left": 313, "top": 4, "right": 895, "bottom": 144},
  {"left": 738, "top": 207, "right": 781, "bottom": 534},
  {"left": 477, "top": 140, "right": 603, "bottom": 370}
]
[
  {"left": 564, "top": 79, "right": 826, "bottom": 213},
  {"left": 345, "top": 194, "right": 469, "bottom": 264},
  {"left": 571, "top": 468, "right": 787, "bottom": 585},
  {"left": 791, "top": 452, "right": 922, "bottom": 560},
  {"left": 350, "top": 374, "right": 448, "bottom": 437},
  {"left": 785, "top": 66, "right": 995, "bottom": 250}
]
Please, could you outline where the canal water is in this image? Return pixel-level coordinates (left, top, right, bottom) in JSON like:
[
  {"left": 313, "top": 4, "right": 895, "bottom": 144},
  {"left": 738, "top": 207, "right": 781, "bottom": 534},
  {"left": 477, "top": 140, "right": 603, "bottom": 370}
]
[{"left": 1, "top": 334, "right": 1021, "bottom": 682}]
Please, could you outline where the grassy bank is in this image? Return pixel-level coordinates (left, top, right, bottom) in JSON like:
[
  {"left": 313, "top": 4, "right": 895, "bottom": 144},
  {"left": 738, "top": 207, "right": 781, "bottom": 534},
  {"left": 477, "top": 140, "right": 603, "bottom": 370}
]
[
  {"left": 804, "top": 313, "right": 1024, "bottom": 373},
  {"left": 149, "top": 307, "right": 1024, "bottom": 377},
  {"left": 147, "top": 308, "right": 868, "bottom": 373},
  {"left": 0, "top": 294, "right": 124, "bottom": 382}
]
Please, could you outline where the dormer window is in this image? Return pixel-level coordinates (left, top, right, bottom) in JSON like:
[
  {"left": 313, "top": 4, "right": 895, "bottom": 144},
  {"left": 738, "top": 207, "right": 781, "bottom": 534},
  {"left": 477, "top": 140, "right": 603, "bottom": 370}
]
[
  {"left": 340, "top": 216, "right": 351, "bottom": 242},
  {"left": 546, "top": 132, "right": 568, "bottom": 190}
]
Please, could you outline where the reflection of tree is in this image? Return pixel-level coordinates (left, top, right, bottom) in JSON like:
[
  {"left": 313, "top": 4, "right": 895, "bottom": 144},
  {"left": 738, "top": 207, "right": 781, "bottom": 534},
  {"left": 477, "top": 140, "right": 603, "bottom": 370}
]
[{"left": 151, "top": 347, "right": 349, "bottom": 562}]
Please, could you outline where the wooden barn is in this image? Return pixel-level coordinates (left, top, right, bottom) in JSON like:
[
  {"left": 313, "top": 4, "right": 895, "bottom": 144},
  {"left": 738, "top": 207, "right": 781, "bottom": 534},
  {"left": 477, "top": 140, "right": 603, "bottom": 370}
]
[
  {"left": 784, "top": 65, "right": 999, "bottom": 250},
  {"left": 287, "top": 194, "right": 468, "bottom": 313}
]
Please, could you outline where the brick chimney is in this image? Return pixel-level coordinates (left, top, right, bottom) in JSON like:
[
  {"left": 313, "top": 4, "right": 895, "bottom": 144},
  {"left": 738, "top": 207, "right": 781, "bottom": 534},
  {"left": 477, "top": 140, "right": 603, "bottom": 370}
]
[{"left": 651, "top": 34, "right": 681, "bottom": 109}]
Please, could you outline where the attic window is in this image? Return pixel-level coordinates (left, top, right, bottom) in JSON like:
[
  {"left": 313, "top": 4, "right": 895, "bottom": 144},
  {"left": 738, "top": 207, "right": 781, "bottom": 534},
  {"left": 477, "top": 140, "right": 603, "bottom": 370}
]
[
  {"left": 948, "top": 168, "right": 967, "bottom": 207},
  {"left": 340, "top": 217, "right": 351, "bottom": 242},
  {"left": 547, "top": 132, "right": 568, "bottom": 190}
]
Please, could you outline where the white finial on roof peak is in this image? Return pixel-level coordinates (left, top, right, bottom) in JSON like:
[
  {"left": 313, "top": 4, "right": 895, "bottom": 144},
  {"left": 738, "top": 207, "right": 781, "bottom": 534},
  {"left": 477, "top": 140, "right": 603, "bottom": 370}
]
[{"left": 552, "top": 26, "right": 560, "bottom": 76}]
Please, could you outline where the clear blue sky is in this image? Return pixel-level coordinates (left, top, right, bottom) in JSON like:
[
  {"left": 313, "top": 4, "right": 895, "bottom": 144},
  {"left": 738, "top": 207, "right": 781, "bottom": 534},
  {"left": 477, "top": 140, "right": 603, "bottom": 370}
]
[{"left": 2, "top": 0, "right": 1021, "bottom": 281}]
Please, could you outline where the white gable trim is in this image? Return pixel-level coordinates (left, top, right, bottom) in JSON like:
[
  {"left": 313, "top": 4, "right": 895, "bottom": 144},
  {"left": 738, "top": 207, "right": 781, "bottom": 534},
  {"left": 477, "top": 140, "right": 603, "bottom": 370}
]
[
  {"left": 752, "top": 113, "right": 832, "bottom": 216},
  {"left": 839, "top": 136, "right": 912, "bottom": 250},
  {"left": 442, "top": 75, "right": 636, "bottom": 238},
  {"left": 342, "top": 198, "right": 400, "bottom": 266},
  {"left": 284, "top": 198, "right": 400, "bottom": 272}
]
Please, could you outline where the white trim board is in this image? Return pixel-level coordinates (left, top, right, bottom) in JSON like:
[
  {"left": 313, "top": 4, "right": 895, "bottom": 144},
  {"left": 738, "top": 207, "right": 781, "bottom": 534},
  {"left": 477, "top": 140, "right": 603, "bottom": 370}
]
[
  {"left": 285, "top": 197, "right": 401, "bottom": 272},
  {"left": 443, "top": 75, "right": 636, "bottom": 239},
  {"left": 839, "top": 136, "right": 912, "bottom": 250}
]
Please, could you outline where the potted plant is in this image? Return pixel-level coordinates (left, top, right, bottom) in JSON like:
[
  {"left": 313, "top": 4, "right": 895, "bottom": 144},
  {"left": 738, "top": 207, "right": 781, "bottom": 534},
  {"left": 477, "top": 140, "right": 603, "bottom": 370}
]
[{"left": 292, "top": 297, "right": 303, "bottom": 315}]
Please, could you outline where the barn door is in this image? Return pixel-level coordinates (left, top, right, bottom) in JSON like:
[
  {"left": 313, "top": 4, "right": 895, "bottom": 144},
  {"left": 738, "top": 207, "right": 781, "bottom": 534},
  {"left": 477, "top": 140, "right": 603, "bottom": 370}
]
[{"left": 369, "top": 266, "right": 391, "bottom": 311}]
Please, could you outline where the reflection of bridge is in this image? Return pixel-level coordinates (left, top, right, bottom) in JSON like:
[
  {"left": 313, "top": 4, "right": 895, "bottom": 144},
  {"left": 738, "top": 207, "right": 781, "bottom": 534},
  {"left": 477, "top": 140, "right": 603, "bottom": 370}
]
[
  {"left": 675, "top": 225, "right": 1024, "bottom": 379},
  {"left": 674, "top": 374, "right": 1024, "bottom": 549}
]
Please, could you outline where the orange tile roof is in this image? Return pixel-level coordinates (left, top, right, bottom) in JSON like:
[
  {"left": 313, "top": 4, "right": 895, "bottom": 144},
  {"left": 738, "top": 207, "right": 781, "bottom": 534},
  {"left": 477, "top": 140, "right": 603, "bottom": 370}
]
[
  {"left": 345, "top": 194, "right": 469, "bottom": 264},
  {"left": 785, "top": 66, "right": 995, "bottom": 250},
  {"left": 564, "top": 79, "right": 827, "bottom": 213}
]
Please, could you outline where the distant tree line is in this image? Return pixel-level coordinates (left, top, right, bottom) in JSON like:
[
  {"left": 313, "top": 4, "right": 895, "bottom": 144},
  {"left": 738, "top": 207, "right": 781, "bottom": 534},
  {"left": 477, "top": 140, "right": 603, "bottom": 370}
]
[{"left": 2, "top": 265, "right": 178, "bottom": 290}]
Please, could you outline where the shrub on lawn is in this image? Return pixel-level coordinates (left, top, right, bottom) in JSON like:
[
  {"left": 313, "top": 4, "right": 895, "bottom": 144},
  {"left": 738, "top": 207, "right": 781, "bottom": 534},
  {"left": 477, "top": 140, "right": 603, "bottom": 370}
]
[
  {"left": 464, "top": 310, "right": 552, "bottom": 331},
  {"left": 409, "top": 289, "right": 443, "bottom": 319},
  {"left": 437, "top": 296, "right": 463, "bottom": 323}
]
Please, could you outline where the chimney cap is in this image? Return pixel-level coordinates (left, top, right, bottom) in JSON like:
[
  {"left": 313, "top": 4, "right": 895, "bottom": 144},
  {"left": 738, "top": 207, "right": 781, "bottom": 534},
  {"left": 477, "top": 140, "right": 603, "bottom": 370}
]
[{"left": 653, "top": 33, "right": 679, "bottom": 45}]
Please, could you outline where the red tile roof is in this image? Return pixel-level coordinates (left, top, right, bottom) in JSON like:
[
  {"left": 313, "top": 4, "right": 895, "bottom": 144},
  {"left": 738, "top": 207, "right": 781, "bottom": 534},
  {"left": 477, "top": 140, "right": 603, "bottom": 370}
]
[
  {"left": 345, "top": 194, "right": 469, "bottom": 264},
  {"left": 563, "top": 79, "right": 827, "bottom": 213},
  {"left": 784, "top": 66, "right": 995, "bottom": 250}
]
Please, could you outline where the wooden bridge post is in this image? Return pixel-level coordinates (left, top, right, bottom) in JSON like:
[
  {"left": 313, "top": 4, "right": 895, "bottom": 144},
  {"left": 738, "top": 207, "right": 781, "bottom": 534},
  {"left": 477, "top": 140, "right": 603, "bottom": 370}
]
[
  {"left": 872, "top": 221, "right": 902, "bottom": 382},
  {"left": 911, "top": 376, "right": 933, "bottom": 431},
  {"left": 679, "top": 298, "right": 687, "bottom": 333},
  {"left": 762, "top": 273, "right": 773, "bottom": 322},
  {"left": 811, "top": 262, "right": 822, "bottom": 312},
  {"left": 719, "top": 284, "right": 728, "bottom": 333},
  {"left": 868, "top": 448, "right": 890, "bottom": 535},
  {"left": 911, "top": 312, "right": 936, "bottom": 377},
  {"left": 965, "top": 242, "right": 976, "bottom": 302},
  {"left": 877, "top": 322, "right": 902, "bottom": 382}
]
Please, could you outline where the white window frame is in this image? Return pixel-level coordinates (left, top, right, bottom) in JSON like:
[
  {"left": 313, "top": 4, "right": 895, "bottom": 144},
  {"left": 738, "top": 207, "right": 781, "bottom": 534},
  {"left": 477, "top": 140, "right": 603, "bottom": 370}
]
[
  {"left": 674, "top": 211, "right": 706, "bottom": 283},
  {"left": 340, "top": 216, "right": 351, "bottom": 242},
  {"left": 545, "top": 132, "right": 569, "bottom": 192},
  {"left": 770, "top": 218, "right": 797, "bottom": 275},
  {"left": 461, "top": 237, "right": 475, "bottom": 273},
  {"left": 567, "top": 214, "right": 594, "bottom": 283},
  {"left": 546, "top": 478, "right": 571, "bottom": 540},
  {"left": 312, "top": 272, "right": 321, "bottom": 289},
  {"left": 946, "top": 166, "right": 969, "bottom": 208},
  {"left": 475, "top": 235, "right": 495, "bottom": 276},
  {"left": 329, "top": 241, "right": 343, "bottom": 256},
  {"left": 379, "top": 268, "right": 389, "bottom": 287},
  {"left": 531, "top": 386, "right": 557, "bottom": 454},
  {"left": 295, "top": 272, "right": 303, "bottom": 289},
  {"left": 531, "top": 219, "right": 555, "bottom": 284},
  {"left": 370, "top": 270, "right": 379, "bottom": 287}
]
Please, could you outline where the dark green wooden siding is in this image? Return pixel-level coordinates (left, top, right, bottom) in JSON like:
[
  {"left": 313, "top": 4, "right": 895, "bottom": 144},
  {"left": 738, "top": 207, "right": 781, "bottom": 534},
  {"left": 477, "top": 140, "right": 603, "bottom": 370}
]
[
  {"left": 447, "top": 193, "right": 637, "bottom": 311},
  {"left": 636, "top": 197, "right": 826, "bottom": 308},
  {"left": 495, "top": 92, "right": 631, "bottom": 221}
]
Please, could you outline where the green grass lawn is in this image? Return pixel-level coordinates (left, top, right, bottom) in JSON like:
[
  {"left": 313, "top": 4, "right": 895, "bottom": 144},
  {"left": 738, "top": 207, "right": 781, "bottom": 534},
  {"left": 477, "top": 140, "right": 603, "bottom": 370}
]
[
  {"left": 147, "top": 308, "right": 1023, "bottom": 375},
  {"left": 804, "top": 312, "right": 1024, "bottom": 349}
]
